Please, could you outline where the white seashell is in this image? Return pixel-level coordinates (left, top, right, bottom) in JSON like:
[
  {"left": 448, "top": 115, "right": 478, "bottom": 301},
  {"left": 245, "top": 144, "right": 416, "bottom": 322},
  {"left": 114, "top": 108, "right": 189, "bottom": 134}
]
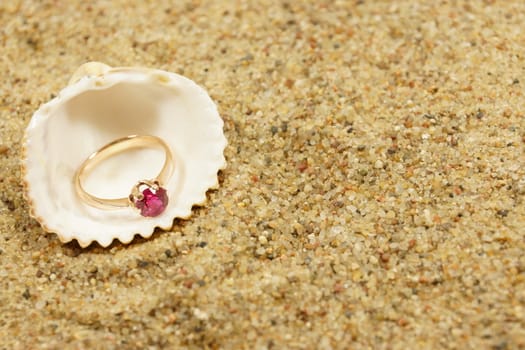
[{"left": 22, "top": 62, "right": 227, "bottom": 247}]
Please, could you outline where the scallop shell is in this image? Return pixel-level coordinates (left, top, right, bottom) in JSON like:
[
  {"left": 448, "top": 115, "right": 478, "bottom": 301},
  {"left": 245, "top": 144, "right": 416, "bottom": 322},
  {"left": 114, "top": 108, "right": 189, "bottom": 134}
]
[{"left": 22, "top": 62, "right": 227, "bottom": 247}]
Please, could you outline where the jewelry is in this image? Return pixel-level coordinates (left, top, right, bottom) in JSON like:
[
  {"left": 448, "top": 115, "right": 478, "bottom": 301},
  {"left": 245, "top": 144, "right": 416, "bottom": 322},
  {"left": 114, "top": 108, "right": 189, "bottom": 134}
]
[{"left": 74, "top": 135, "right": 173, "bottom": 217}]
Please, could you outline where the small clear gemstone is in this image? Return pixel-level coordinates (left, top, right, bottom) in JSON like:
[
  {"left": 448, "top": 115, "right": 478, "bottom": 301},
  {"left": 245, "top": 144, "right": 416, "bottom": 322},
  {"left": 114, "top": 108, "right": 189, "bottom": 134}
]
[{"left": 134, "top": 187, "right": 168, "bottom": 217}]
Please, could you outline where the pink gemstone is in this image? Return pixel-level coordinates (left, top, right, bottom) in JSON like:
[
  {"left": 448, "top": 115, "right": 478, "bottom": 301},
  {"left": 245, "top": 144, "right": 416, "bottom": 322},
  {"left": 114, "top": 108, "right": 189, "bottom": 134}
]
[{"left": 134, "top": 187, "right": 168, "bottom": 217}]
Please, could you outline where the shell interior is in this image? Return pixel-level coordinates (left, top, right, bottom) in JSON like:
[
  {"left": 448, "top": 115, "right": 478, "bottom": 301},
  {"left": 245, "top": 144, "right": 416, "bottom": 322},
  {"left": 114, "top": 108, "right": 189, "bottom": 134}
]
[{"left": 23, "top": 67, "right": 227, "bottom": 247}]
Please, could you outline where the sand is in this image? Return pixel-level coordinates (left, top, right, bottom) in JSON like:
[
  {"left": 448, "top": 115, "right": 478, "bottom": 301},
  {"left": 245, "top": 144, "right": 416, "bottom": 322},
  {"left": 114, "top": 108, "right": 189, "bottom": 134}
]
[{"left": 0, "top": 1, "right": 524, "bottom": 349}]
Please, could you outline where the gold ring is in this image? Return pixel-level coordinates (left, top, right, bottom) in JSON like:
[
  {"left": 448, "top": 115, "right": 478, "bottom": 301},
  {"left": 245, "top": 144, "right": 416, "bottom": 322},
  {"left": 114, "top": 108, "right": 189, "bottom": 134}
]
[{"left": 74, "top": 135, "right": 173, "bottom": 217}]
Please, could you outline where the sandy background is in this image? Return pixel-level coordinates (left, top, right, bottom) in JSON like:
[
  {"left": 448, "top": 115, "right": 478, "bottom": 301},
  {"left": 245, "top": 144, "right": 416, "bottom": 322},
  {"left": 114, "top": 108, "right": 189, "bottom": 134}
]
[{"left": 1, "top": 1, "right": 524, "bottom": 349}]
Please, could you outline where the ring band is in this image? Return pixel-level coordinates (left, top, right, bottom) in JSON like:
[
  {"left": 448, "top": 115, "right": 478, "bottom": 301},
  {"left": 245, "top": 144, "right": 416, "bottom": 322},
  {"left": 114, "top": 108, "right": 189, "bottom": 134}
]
[{"left": 74, "top": 135, "right": 173, "bottom": 217}]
